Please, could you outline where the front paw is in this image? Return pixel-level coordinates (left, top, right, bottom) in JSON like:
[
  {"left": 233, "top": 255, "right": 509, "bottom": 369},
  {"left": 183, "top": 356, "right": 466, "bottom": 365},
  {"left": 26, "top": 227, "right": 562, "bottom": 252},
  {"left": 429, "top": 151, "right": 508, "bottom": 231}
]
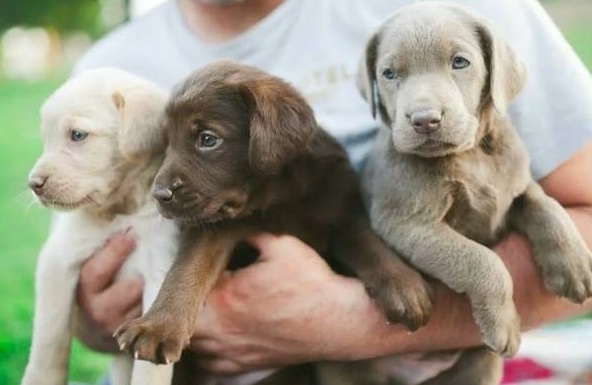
[
  {"left": 114, "top": 315, "right": 190, "bottom": 365},
  {"left": 366, "top": 274, "right": 433, "bottom": 331},
  {"left": 475, "top": 303, "right": 521, "bottom": 358},
  {"left": 538, "top": 246, "right": 592, "bottom": 304}
]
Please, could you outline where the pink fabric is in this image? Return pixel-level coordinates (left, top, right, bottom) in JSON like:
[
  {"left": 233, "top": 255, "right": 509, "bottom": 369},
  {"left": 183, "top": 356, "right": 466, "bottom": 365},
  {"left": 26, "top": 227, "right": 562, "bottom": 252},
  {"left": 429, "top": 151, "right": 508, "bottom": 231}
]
[{"left": 499, "top": 320, "right": 592, "bottom": 385}]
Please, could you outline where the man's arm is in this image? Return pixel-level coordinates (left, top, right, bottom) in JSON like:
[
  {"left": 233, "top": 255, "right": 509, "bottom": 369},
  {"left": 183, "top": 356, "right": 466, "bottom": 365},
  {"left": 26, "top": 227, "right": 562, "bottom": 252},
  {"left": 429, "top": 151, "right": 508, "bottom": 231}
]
[
  {"left": 75, "top": 141, "right": 592, "bottom": 371},
  {"left": 186, "top": 141, "right": 592, "bottom": 374}
]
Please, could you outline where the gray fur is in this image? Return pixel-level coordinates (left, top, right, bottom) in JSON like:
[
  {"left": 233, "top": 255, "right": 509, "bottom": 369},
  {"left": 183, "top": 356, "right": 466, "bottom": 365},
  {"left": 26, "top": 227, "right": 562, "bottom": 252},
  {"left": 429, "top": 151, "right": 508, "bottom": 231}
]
[{"left": 359, "top": 2, "right": 592, "bottom": 384}]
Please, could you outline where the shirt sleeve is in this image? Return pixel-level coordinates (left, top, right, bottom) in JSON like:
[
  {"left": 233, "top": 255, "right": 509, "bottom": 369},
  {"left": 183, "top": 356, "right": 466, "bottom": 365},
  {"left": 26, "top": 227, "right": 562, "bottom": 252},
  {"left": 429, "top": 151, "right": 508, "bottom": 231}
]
[{"left": 458, "top": 0, "right": 592, "bottom": 179}]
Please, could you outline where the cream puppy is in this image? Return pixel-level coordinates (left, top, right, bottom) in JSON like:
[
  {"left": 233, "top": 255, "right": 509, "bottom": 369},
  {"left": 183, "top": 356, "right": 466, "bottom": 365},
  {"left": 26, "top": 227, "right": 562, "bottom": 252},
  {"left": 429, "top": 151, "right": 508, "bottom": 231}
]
[{"left": 22, "top": 68, "right": 177, "bottom": 385}]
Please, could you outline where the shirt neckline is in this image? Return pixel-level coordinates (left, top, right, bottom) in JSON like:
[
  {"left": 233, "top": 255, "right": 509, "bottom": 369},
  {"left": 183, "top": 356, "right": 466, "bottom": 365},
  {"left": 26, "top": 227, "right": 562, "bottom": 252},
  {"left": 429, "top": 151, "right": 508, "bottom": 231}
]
[{"left": 167, "top": 0, "right": 299, "bottom": 59}]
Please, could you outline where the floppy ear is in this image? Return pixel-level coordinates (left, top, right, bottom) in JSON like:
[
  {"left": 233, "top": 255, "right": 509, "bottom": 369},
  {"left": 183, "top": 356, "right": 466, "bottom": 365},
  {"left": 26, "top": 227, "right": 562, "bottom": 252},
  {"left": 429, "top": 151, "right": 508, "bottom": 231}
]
[
  {"left": 356, "top": 32, "right": 380, "bottom": 119},
  {"left": 113, "top": 85, "right": 169, "bottom": 160},
  {"left": 476, "top": 18, "right": 527, "bottom": 113},
  {"left": 239, "top": 77, "right": 317, "bottom": 175}
]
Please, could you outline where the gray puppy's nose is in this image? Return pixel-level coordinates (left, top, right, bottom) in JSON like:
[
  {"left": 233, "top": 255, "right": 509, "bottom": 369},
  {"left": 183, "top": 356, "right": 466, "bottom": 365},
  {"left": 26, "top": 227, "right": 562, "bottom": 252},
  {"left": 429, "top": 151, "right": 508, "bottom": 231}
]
[
  {"left": 28, "top": 176, "right": 47, "bottom": 196},
  {"left": 410, "top": 109, "right": 442, "bottom": 135}
]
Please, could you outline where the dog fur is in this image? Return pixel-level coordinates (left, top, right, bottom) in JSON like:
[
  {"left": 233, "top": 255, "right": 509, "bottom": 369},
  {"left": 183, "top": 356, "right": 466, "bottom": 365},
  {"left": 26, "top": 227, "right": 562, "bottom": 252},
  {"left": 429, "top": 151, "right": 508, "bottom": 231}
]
[
  {"left": 113, "top": 60, "right": 434, "bottom": 385},
  {"left": 358, "top": 3, "right": 592, "bottom": 384},
  {"left": 23, "top": 68, "right": 177, "bottom": 385}
]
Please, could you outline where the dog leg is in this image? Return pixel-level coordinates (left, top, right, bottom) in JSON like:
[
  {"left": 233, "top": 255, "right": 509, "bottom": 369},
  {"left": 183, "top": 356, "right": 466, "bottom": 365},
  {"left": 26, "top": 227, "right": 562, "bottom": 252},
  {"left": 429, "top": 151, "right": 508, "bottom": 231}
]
[
  {"left": 375, "top": 219, "right": 521, "bottom": 357},
  {"left": 419, "top": 348, "right": 502, "bottom": 385},
  {"left": 21, "top": 248, "right": 79, "bottom": 385},
  {"left": 114, "top": 231, "right": 235, "bottom": 365},
  {"left": 331, "top": 218, "right": 433, "bottom": 331},
  {"left": 110, "top": 354, "right": 133, "bottom": 385},
  {"left": 129, "top": 359, "right": 173, "bottom": 385},
  {"left": 509, "top": 182, "right": 592, "bottom": 303},
  {"left": 127, "top": 263, "right": 176, "bottom": 385}
]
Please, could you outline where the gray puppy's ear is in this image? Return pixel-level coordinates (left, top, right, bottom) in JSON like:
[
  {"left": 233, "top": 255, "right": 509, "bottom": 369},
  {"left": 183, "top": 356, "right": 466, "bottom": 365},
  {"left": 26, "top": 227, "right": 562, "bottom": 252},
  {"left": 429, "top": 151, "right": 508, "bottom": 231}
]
[
  {"left": 475, "top": 18, "right": 527, "bottom": 113},
  {"left": 356, "top": 32, "right": 381, "bottom": 119},
  {"left": 113, "top": 85, "right": 169, "bottom": 160}
]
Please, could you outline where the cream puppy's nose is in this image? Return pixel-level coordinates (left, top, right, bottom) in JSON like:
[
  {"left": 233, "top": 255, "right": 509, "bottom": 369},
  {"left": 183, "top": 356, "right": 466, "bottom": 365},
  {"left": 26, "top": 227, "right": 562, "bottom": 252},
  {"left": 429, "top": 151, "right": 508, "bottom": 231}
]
[{"left": 28, "top": 175, "right": 47, "bottom": 196}]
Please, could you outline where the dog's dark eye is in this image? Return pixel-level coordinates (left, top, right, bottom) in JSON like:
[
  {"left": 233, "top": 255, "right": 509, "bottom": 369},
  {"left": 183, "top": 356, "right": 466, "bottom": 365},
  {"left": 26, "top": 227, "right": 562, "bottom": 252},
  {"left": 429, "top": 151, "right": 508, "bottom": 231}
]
[
  {"left": 382, "top": 68, "right": 398, "bottom": 80},
  {"left": 452, "top": 56, "right": 471, "bottom": 70},
  {"left": 70, "top": 130, "right": 88, "bottom": 142},
  {"left": 197, "top": 131, "right": 221, "bottom": 150}
]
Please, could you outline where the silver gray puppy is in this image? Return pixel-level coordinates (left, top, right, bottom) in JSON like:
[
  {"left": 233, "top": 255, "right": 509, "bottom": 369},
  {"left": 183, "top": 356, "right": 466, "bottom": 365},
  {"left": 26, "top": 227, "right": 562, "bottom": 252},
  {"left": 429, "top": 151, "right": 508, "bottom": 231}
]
[{"left": 358, "top": 2, "right": 592, "bottom": 384}]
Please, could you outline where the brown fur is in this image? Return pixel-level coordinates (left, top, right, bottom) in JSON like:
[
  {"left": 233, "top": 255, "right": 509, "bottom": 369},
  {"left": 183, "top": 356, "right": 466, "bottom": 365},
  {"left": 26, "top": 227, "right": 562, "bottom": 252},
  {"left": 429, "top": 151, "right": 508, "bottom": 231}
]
[
  {"left": 359, "top": 3, "right": 592, "bottom": 384},
  {"left": 114, "top": 60, "right": 435, "bottom": 384}
]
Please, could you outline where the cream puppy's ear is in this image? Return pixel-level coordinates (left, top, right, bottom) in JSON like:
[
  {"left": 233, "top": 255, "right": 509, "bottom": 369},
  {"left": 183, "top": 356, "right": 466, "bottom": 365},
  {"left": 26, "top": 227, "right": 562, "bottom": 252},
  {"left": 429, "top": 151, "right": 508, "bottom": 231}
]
[{"left": 113, "top": 86, "right": 169, "bottom": 160}]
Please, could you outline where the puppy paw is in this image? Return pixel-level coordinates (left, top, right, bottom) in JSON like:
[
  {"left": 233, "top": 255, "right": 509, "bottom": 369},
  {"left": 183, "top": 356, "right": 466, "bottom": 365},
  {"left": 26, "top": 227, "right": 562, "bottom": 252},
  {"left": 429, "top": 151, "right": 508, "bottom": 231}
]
[
  {"left": 476, "top": 303, "right": 521, "bottom": 358},
  {"left": 539, "top": 246, "right": 592, "bottom": 304},
  {"left": 114, "top": 316, "right": 190, "bottom": 365},
  {"left": 367, "top": 274, "right": 433, "bottom": 331}
]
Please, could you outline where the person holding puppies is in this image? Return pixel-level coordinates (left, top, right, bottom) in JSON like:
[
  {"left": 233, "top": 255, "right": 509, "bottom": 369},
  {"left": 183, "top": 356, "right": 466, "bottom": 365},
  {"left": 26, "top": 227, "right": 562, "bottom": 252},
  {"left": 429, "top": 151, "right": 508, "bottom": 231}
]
[{"left": 71, "top": 0, "right": 592, "bottom": 383}]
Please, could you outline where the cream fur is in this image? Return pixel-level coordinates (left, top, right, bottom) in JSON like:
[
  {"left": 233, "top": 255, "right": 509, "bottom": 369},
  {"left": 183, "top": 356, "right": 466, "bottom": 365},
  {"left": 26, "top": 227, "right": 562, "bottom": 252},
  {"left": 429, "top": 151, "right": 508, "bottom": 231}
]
[{"left": 22, "top": 68, "right": 177, "bottom": 385}]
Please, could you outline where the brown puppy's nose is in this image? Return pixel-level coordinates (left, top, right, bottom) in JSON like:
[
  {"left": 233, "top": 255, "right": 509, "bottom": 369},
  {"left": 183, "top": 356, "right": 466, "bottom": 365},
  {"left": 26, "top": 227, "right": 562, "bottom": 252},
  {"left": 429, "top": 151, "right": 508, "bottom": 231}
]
[
  {"left": 153, "top": 187, "right": 174, "bottom": 203},
  {"left": 28, "top": 176, "right": 47, "bottom": 196},
  {"left": 410, "top": 109, "right": 442, "bottom": 135},
  {"left": 153, "top": 178, "right": 183, "bottom": 203}
]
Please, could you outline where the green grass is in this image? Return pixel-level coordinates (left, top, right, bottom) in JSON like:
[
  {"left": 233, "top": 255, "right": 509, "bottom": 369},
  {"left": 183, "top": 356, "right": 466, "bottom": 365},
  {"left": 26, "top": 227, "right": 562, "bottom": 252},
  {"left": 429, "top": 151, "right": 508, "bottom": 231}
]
[
  {"left": 0, "top": 22, "right": 590, "bottom": 385},
  {"left": 563, "top": 26, "right": 592, "bottom": 69},
  {"left": 0, "top": 78, "right": 111, "bottom": 384}
]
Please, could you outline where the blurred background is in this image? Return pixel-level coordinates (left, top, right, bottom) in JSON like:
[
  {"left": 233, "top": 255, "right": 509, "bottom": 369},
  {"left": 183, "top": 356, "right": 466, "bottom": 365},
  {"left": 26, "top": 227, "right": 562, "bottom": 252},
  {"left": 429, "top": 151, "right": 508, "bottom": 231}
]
[{"left": 0, "top": 0, "right": 590, "bottom": 384}]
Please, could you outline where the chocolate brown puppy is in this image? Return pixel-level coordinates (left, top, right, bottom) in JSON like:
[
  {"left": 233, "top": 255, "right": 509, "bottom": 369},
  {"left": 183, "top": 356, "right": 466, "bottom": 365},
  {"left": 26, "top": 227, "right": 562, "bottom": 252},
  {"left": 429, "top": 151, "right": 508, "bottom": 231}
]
[{"left": 114, "top": 61, "right": 433, "bottom": 380}]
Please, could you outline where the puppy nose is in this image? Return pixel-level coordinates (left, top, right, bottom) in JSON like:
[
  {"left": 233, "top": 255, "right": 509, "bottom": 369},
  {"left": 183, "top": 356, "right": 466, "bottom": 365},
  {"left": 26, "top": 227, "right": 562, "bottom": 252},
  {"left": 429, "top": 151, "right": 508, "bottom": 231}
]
[
  {"left": 28, "top": 176, "right": 47, "bottom": 196},
  {"left": 410, "top": 109, "right": 442, "bottom": 135},
  {"left": 153, "top": 187, "right": 174, "bottom": 203}
]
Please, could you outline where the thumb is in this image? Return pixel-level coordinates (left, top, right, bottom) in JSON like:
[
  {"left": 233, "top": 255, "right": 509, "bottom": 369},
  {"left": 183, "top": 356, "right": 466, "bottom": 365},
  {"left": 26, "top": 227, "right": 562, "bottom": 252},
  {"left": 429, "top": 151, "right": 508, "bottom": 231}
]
[{"left": 244, "top": 232, "right": 284, "bottom": 262}]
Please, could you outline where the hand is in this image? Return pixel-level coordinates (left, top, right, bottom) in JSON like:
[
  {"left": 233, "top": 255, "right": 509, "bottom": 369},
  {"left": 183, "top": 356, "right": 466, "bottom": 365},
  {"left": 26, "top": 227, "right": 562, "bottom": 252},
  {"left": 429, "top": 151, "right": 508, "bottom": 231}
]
[
  {"left": 75, "top": 230, "right": 144, "bottom": 353},
  {"left": 188, "top": 233, "right": 393, "bottom": 375}
]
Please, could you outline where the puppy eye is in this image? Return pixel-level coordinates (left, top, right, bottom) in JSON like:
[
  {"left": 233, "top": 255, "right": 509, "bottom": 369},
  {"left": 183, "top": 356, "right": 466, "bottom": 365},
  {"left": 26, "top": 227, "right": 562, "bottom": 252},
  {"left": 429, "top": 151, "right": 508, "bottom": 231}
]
[
  {"left": 382, "top": 68, "right": 398, "bottom": 80},
  {"left": 452, "top": 56, "right": 471, "bottom": 70},
  {"left": 70, "top": 130, "right": 88, "bottom": 142},
  {"left": 197, "top": 131, "right": 222, "bottom": 150}
]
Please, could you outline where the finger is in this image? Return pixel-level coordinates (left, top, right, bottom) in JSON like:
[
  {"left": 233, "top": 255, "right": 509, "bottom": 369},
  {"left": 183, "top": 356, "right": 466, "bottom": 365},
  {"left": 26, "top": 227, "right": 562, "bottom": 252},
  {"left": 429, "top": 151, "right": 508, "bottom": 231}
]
[
  {"left": 197, "top": 356, "right": 245, "bottom": 375},
  {"left": 123, "top": 303, "right": 143, "bottom": 323},
  {"left": 187, "top": 337, "right": 221, "bottom": 353},
  {"left": 245, "top": 233, "right": 302, "bottom": 262},
  {"left": 79, "top": 230, "right": 137, "bottom": 296},
  {"left": 87, "top": 278, "right": 143, "bottom": 332}
]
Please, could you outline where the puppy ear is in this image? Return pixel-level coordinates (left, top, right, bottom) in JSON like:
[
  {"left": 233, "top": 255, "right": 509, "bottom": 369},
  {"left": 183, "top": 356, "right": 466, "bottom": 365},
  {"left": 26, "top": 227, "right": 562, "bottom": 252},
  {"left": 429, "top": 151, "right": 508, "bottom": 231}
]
[
  {"left": 113, "top": 85, "right": 169, "bottom": 160},
  {"left": 356, "top": 32, "right": 380, "bottom": 119},
  {"left": 476, "top": 19, "right": 527, "bottom": 113},
  {"left": 239, "top": 77, "right": 317, "bottom": 175}
]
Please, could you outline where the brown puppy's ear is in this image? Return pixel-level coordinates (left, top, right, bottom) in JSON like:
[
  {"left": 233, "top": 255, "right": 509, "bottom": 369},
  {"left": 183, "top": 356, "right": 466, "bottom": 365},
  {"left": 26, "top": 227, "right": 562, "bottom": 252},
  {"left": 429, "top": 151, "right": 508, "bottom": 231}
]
[
  {"left": 356, "top": 32, "right": 381, "bottom": 119},
  {"left": 239, "top": 77, "right": 317, "bottom": 175},
  {"left": 476, "top": 19, "right": 527, "bottom": 113},
  {"left": 113, "top": 85, "right": 169, "bottom": 160}
]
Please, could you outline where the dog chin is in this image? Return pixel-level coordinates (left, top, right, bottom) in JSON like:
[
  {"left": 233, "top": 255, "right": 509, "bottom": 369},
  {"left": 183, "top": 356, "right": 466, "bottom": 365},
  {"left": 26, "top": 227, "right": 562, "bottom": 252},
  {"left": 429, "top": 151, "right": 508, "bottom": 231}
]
[
  {"left": 37, "top": 196, "right": 93, "bottom": 211},
  {"left": 157, "top": 203, "right": 230, "bottom": 225},
  {"left": 408, "top": 139, "right": 474, "bottom": 158}
]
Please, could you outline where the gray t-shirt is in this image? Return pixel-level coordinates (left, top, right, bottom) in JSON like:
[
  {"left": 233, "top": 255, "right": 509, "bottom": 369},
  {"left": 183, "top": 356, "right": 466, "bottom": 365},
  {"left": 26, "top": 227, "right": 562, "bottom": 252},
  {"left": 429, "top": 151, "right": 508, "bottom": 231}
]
[{"left": 75, "top": 0, "right": 592, "bottom": 178}]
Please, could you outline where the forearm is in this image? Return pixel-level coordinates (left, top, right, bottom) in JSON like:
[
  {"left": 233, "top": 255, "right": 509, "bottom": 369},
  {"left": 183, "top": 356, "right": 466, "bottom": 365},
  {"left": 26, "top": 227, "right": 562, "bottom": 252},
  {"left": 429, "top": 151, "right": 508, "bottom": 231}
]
[{"left": 351, "top": 207, "right": 592, "bottom": 360}]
